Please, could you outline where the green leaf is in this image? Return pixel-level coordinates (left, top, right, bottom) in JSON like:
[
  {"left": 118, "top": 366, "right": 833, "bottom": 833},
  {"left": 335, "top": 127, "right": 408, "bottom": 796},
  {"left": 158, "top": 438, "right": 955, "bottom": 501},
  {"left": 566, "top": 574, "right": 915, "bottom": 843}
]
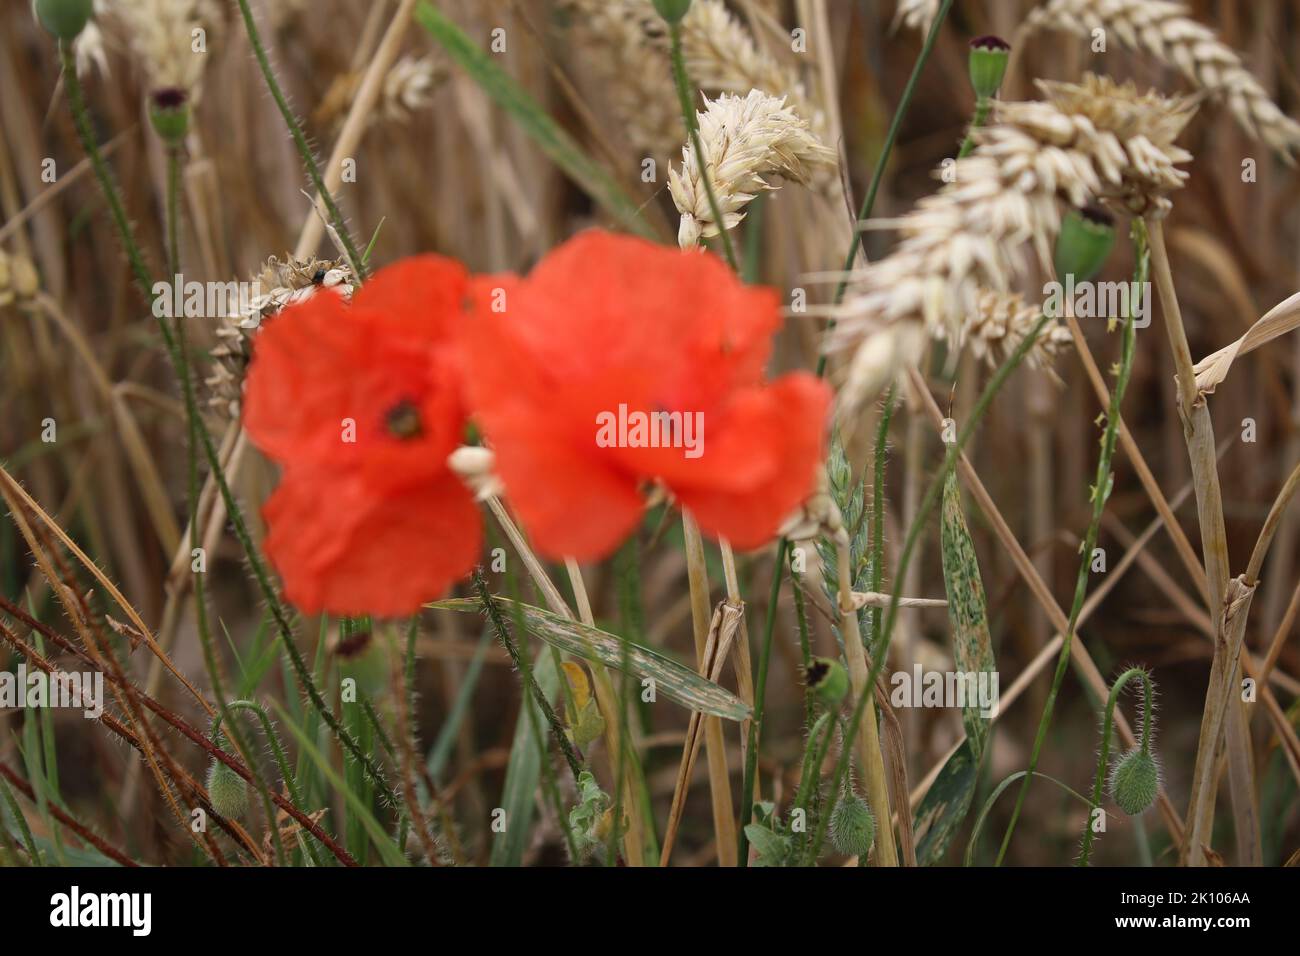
[
  {"left": 940, "top": 471, "right": 996, "bottom": 759},
  {"left": 431, "top": 597, "right": 750, "bottom": 721},
  {"left": 490, "top": 648, "right": 560, "bottom": 867},
  {"left": 912, "top": 739, "right": 978, "bottom": 865},
  {"left": 415, "top": 1, "right": 655, "bottom": 239}
]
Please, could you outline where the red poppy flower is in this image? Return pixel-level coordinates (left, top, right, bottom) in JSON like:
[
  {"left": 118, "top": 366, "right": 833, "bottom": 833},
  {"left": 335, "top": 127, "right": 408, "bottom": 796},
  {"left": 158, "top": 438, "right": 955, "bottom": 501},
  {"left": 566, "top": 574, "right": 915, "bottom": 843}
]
[
  {"left": 243, "top": 256, "right": 481, "bottom": 617},
  {"left": 464, "top": 230, "right": 830, "bottom": 561}
]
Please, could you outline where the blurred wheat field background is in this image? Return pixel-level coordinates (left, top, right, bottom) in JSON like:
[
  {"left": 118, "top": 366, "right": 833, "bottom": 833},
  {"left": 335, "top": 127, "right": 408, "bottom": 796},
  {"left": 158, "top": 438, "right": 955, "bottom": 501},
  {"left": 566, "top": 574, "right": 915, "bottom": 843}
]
[{"left": 1, "top": 0, "right": 1299, "bottom": 868}]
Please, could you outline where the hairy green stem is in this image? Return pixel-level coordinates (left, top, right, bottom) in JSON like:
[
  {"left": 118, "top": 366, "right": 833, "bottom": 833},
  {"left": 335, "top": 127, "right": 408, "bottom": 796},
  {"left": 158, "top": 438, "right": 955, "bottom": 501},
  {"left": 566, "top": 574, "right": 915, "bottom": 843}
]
[
  {"left": 232, "top": 0, "right": 364, "bottom": 272},
  {"left": 58, "top": 44, "right": 396, "bottom": 810},
  {"left": 996, "top": 222, "right": 1146, "bottom": 864},
  {"left": 473, "top": 569, "right": 583, "bottom": 782},
  {"left": 1078, "top": 667, "right": 1154, "bottom": 866}
]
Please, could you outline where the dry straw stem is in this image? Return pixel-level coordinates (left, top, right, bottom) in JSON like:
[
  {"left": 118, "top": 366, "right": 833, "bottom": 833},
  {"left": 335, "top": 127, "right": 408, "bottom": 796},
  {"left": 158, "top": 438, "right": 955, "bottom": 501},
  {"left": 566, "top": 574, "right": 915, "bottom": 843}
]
[
  {"left": 680, "top": 511, "right": 738, "bottom": 866},
  {"left": 1026, "top": 0, "right": 1300, "bottom": 158},
  {"left": 1146, "top": 218, "right": 1240, "bottom": 865},
  {"left": 669, "top": 89, "right": 836, "bottom": 249},
  {"left": 905, "top": 368, "right": 1187, "bottom": 842},
  {"left": 829, "top": 75, "right": 1197, "bottom": 412},
  {"left": 835, "top": 532, "right": 899, "bottom": 866}
]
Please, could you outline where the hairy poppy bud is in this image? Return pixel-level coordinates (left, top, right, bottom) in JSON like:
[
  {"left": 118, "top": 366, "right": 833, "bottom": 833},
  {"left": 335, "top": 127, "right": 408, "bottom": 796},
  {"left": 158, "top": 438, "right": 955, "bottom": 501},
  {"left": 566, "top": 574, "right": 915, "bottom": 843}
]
[
  {"left": 807, "top": 657, "right": 849, "bottom": 709},
  {"left": 206, "top": 758, "right": 250, "bottom": 819},
  {"left": 1054, "top": 205, "right": 1116, "bottom": 285},
  {"left": 968, "top": 35, "right": 1010, "bottom": 100},
  {"left": 33, "top": 0, "right": 93, "bottom": 41},
  {"left": 830, "top": 793, "right": 875, "bottom": 857},
  {"left": 652, "top": 0, "right": 692, "bottom": 24},
  {"left": 1109, "top": 748, "right": 1160, "bottom": 815}
]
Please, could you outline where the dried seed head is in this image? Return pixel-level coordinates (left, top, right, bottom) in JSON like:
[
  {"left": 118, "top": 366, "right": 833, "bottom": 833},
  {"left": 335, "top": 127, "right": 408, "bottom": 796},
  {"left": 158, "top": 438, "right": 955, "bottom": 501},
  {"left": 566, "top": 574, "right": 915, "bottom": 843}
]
[
  {"left": 206, "top": 757, "right": 250, "bottom": 819},
  {"left": 830, "top": 792, "right": 876, "bottom": 858},
  {"left": 1109, "top": 747, "right": 1161, "bottom": 815},
  {"left": 669, "top": 90, "right": 836, "bottom": 248},
  {"left": 0, "top": 250, "right": 41, "bottom": 306},
  {"left": 829, "top": 74, "right": 1194, "bottom": 412},
  {"left": 1028, "top": 0, "right": 1300, "bottom": 159},
  {"left": 206, "top": 254, "right": 354, "bottom": 419}
]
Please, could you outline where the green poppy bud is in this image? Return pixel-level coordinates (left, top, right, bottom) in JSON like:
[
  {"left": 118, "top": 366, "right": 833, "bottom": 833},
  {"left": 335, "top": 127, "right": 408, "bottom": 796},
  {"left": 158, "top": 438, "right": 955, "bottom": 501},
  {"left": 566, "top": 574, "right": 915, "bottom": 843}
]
[
  {"left": 148, "top": 88, "right": 191, "bottom": 147},
  {"left": 807, "top": 657, "right": 849, "bottom": 709},
  {"left": 968, "top": 35, "right": 1010, "bottom": 100},
  {"left": 830, "top": 792, "right": 875, "bottom": 858},
  {"left": 33, "top": 0, "right": 93, "bottom": 41},
  {"left": 1109, "top": 748, "right": 1160, "bottom": 816},
  {"left": 1054, "top": 205, "right": 1116, "bottom": 285},
  {"left": 652, "top": 0, "right": 692, "bottom": 24},
  {"left": 206, "top": 757, "right": 250, "bottom": 819}
]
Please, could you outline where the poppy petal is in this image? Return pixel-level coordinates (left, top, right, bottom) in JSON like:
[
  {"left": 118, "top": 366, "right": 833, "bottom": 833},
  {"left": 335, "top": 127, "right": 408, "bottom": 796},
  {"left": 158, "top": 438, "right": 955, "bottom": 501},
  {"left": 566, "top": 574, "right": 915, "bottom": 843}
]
[{"left": 262, "top": 468, "right": 482, "bottom": 618}]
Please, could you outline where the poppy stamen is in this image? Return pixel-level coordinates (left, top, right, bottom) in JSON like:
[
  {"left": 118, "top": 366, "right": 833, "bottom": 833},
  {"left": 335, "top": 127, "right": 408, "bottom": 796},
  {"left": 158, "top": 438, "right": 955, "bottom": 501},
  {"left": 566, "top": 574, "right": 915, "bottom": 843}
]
[{"left": 385, "top": 399, "right": 424, "bottom": 440}]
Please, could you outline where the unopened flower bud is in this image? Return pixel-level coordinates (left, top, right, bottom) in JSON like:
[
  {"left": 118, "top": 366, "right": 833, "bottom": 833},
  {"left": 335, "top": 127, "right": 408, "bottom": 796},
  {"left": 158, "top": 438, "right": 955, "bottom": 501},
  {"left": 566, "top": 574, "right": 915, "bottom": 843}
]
[
  {"left": 1109, "top": 748, "right": 1160, "bottom": 815},
  {"left": 33, "top": 0, "right": 93, "bottom": 41},
  {"left": 968, "top": 35, "right": 1010, "bottom": 100},
  {"left": 830, "top": 792, "right": 875, "bottom": 857},
  {"left": 1054, "top": 205, "right": 1116, "bottom": 285}
]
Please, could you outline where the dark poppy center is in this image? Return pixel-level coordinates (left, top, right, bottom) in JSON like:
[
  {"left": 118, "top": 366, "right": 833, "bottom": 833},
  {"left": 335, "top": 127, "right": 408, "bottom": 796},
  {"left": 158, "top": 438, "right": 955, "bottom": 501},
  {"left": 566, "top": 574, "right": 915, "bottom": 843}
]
[{"left": 385, "top": 399, "right": 423, "bottom": 440}]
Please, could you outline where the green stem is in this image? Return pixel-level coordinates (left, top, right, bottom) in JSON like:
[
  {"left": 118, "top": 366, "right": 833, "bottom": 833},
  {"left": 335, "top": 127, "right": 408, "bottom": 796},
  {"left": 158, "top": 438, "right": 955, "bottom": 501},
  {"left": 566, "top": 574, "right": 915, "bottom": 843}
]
[
  {"left": 473, "top": 569, "right": 583, "bottom": 782},
  {"left": 1078, "top": 667, "right": 1154, "bottom": 866},
  {"left": 996, "top": 221, "right": 1147, "bottom": 865},
  {"left": 232, "top": 0, "right": 365, "bottom": 274},
  {"left": 818, "top": 0, "right": 954, "bottom": 373},
  {"left": 868, "top": 385, "right": 897, "bottom": 650},
  {"left": 956, "top": 97, "right": 990, "bottom": 159},
  {"left": 667, "top": 21, "right": 738, "bottom": 271},
  {"left": 58, "top": 44, "right": 396, "bottom": 810},
  {"left": 737, "top": 537, "right": 787, "bottom": 863},
  {"left": 738, "top": 0, "right": 953, "bottom": 865}
]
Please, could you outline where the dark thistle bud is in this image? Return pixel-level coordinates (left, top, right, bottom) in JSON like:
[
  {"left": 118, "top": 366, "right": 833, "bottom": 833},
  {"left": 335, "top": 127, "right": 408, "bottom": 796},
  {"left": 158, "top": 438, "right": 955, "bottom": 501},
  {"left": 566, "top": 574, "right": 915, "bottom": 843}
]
[
  {"left": 968, "top": 35, "right": 1011, "bottom": 100},
  {"left": 806, "top": 656, "right": 849, "bottom": 709},
  {"left": 1054, "top": 205, "right": 1116, "bottom": 285},
  {"left": 1109, "top": 748, "right": 1160, "bottom": 815},
  {"left": 148, "top": 88, "right": 191, "bottom": 147},
  {"left": 830, "top": 792, "right": 876, "bottom": 857},
  {"left": 33, "top": 0, "right": 93, "bottom": 41}
]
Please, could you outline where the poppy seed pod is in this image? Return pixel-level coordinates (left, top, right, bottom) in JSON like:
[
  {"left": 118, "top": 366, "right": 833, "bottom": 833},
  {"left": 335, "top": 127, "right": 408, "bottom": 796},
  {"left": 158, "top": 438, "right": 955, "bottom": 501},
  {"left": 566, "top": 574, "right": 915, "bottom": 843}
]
[
  {"left": 148, "top": 88, "right": 191, "bottom": 147},
  {"left": 968, "top": 35, "right": 1011, "bottom": 100},
  {"left": 33, "top": 0, "right": 93, "bottom": 41},
  {"left": 830, "top": 793, "right": 875, "bottom": 858},
  {"left": 206, "top": 758, "right": 250, "bottom": 819},
  {"left": 806, "top": 657, "right": 849, "bottom": 709},
  {"left": 1054, "top": 206, "right": 1116, "bottom": 285},
  {"left": 1109, "top": 748, "right": 1160, "bottom": 815},
  {"left": 652, "top": 0, "right": 692, "bottom": 24}
]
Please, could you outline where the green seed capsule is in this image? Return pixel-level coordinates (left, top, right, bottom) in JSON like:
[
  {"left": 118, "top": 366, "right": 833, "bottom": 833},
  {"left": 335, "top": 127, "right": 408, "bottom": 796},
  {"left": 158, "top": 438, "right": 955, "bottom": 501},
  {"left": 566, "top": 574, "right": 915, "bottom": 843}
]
[
  {"left": 206, "top": 758, "right": 250, "bottom": 819},
  {"left": 652, "top": 0, "right": 692, "bottom": 23},
  {"left": 830, "top": 793, "right": 875, "bottom": 858},
  {"left": 1109, "top": 748, "right": 1160, "bottom": 815},
  {"left": 1054, "top": 206, "right": 1116, "bottom": 285},
  {"left": 33, "top": 0, "right": 93, "bottom": 41},
  {"left": 806, "top": 657, "right": 849, "bottom": 709},
  {"left": 148, "top": 88, "right": 191, "bottom": 147},
  {"left": 967, "top": 35, "right": 1011, "bottom": 101}
]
